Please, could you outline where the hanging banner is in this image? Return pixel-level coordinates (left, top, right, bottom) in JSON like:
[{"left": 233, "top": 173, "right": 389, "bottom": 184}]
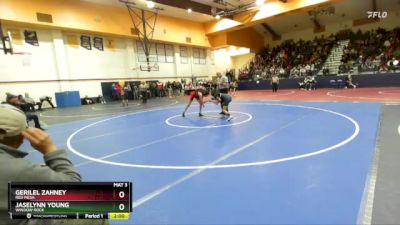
[
  {"left": 24, "top": 30, "right": 39, "bottom": 46},
  {"left": 93, "top": 37, "right": 104, "bottom": 51},
  {"left": 80, "top": 35, "right": 91, "bottom": 50},
  {"left": 105, "top": 39, "right": 115, "bottom": 51},
  {"left": 7, "top": 28, "right": 22, "bottom": 45},
  {"left": 66, "top": 34, "right": 79, "bottom": 48}
]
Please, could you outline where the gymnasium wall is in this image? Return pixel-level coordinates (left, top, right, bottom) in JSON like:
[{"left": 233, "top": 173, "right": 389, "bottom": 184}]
[
  {"left": 0, "top": 25, "right": 216, "bottom": 102},
  {"left": 0, "top": 0, "right": 210, "bottom": 47},
  {"left": 213, "top": 49, "right": 233, "bottom": 74},
  {"left": 232, "top": 53, "right": 256, "bottom": 73}
]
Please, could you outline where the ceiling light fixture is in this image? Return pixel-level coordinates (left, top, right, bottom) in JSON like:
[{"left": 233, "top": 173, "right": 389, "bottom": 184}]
[
  {"left": 187, "top": 8, "right": 192, "bottom": 13},
  {"left": 146, "top": 1, "right": 155, "bottom": 9},
  {"left": 256, "top": 0, "right": 265, "bottom": 6},
  {"left": 215, "top": 14, "right": 221, "bottom": 19}
]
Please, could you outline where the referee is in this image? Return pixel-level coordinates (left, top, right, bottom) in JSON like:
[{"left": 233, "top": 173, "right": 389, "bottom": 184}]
[{"left": 271, "top": 74, "right": 279, "bottom": 92}]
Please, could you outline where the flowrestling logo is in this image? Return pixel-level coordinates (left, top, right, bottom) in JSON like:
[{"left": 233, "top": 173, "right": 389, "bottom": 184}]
[{"left": 367, "top": 11, "right": 388, "bottom": 18}]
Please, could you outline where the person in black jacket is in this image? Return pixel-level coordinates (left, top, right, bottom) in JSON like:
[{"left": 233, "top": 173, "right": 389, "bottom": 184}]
[
  {"left": 0, "top": 104, "right": 109, "bottom": 225},
  {"left": 38, "top": 96, "right": 56, "bottom": 110},
  {"left": 6, "top": 93, "right": 44, "bottom": 130}
]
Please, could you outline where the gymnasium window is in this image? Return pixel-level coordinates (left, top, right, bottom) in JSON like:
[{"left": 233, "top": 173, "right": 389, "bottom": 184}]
[
  {"left": 165, "top": 44, "right": 174, "bottom": 63},
  {"left": 136, "top": 41, "right": 174, "bottom": 63},
  {"left": 193, "top": 48, "right": 206, "bottom": 64},
  {"left": 180, "top": 46, "right": 189, "bottom": 64},
  {"left": 149, "top": 43, "right": 157, "bottom": 62},
  {"left": 156, "top": 43, "right": 166, "bottom": 62}
]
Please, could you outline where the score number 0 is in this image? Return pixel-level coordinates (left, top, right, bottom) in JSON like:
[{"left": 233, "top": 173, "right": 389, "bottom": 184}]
[{"left": 118, "top": 191, "right": 126, "bottom": 211}]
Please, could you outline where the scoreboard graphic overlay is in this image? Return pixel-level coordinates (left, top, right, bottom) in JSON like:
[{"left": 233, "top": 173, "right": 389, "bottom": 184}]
[{"left": 8, "top": 182, "right": 132, "bottom": 220}]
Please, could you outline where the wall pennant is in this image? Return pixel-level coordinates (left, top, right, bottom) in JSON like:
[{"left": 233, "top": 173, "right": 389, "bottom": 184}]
[
  {"left": 66, "top": 34, "right": 79, "bottom": 48},
  {"left": 93, "top": 37, "right": 104, "bottom": 51},
  {"left": 106, "top": 39, "right": 115, "bottom": 51},
  {"left": 24, "top": 30, "right": 39, "bottom": 46},
  {"left": 80, "top": 35, "right": 92, "bottom": 50}
]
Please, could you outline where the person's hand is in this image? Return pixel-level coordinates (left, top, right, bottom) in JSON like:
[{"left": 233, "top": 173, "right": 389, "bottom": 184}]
[
  {"left": 211, "top": 99, "right": 219, "bottom": 105},
  {"left": 21, "top": 128, "right": 57, "bottom": 155}
]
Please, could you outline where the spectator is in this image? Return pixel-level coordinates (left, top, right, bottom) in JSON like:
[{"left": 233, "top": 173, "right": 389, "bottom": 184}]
[
  {"left": 148, "top": 82, "right": 156, "bottom": 98},
  {"left": 6, "top": 93, "right": 44, "bottom": 130},
  {"left": 22, "top": 93, "right": 39, "bottom": 111},
  {"left": 114, "top": 83, "right": 122, "bottom": 100},
  {"left": 17, "top": 95, "right": 35, "bottom": 112},
  {"left": 38, "top": 96, "right": 55, "bottom": 110},
  {"left": 299, "top": 75, "right": 316, "bottom": 90},
  {"left": 166, "top": 82, "right": 173, "bottom": 98},
  {"left": 384, "top": 39, "right": 391, "bottom": 49},
  {"left": 387, "top": 57, "right": 399, "bottom": 72},
  {"left": 124, "top": 83, "right": 132, "bottom": 100},
  {"left": 132, "top": 83, "right": 139, "bottom": 100},
  {"left": 139, "top": 81, "right": 149, "bottom": 103},
  {"left": 229, "top": 81, "right": 238, "bottom": 96},
  {"left": 179, "top": 80, "right": 184, "bottom": 96},
  {"left": 345, "top": 74, "right": 357, "bottom": 88},
  {"left": 0, "top": 104, "right": 108, "bottom": 225},
  {"left": 121, "top": 84, "right": 129, "bottom": 107},
  {"left": 340, "top": 27, "right": 400, "bottom": 74},
  {"left": 217, "top": 72, "right": 229, "bottom": 94},
  {"left": 156, "top": 81, "right": 163, "bottom": 98},
  {"left": 308, "top": 75, "right": 317, "bottom": 90},
  {"left": 82, "top": 95, "right": 94, "bottom": 105},
  {"left": 111, "top": 83, "right": 117, "bottom": 100},
  {"left": 97, "top": 95, "right": 106, "bottom": 104}
]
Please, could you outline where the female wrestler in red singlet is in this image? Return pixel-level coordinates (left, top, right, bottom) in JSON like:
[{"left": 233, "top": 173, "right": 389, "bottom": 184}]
[{"left": 182, "top": 87, "right": 206, "bottom": 117}]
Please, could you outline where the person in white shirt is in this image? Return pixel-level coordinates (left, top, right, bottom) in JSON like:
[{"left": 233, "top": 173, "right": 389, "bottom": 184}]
[
  {"left": 271, "top": 74, "right": 280, "bottom": 92},
  {"left": 217, "top": 72, "right": 229, "bottom": 94},
  {"left": 216, "top": 72, "right": 229, "bottom": 114}
]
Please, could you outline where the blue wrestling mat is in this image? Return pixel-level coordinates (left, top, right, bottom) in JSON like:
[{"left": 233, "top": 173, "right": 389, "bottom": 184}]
[{"left": 24, "top": 101, "right": 382, "bottom": 224}]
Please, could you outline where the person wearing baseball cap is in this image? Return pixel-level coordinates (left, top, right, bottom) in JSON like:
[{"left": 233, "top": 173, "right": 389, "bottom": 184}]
[
  {"left": 0, "top": 104, "right": 90, "bottom": 224},
  {"left": 0, "top": 104, "right": 27, "bottom": 142}
]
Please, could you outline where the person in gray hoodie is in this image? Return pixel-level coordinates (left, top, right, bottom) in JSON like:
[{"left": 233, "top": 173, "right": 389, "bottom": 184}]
[{"left": 0, "top": 104, "right": 108, "bottom": 225}]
